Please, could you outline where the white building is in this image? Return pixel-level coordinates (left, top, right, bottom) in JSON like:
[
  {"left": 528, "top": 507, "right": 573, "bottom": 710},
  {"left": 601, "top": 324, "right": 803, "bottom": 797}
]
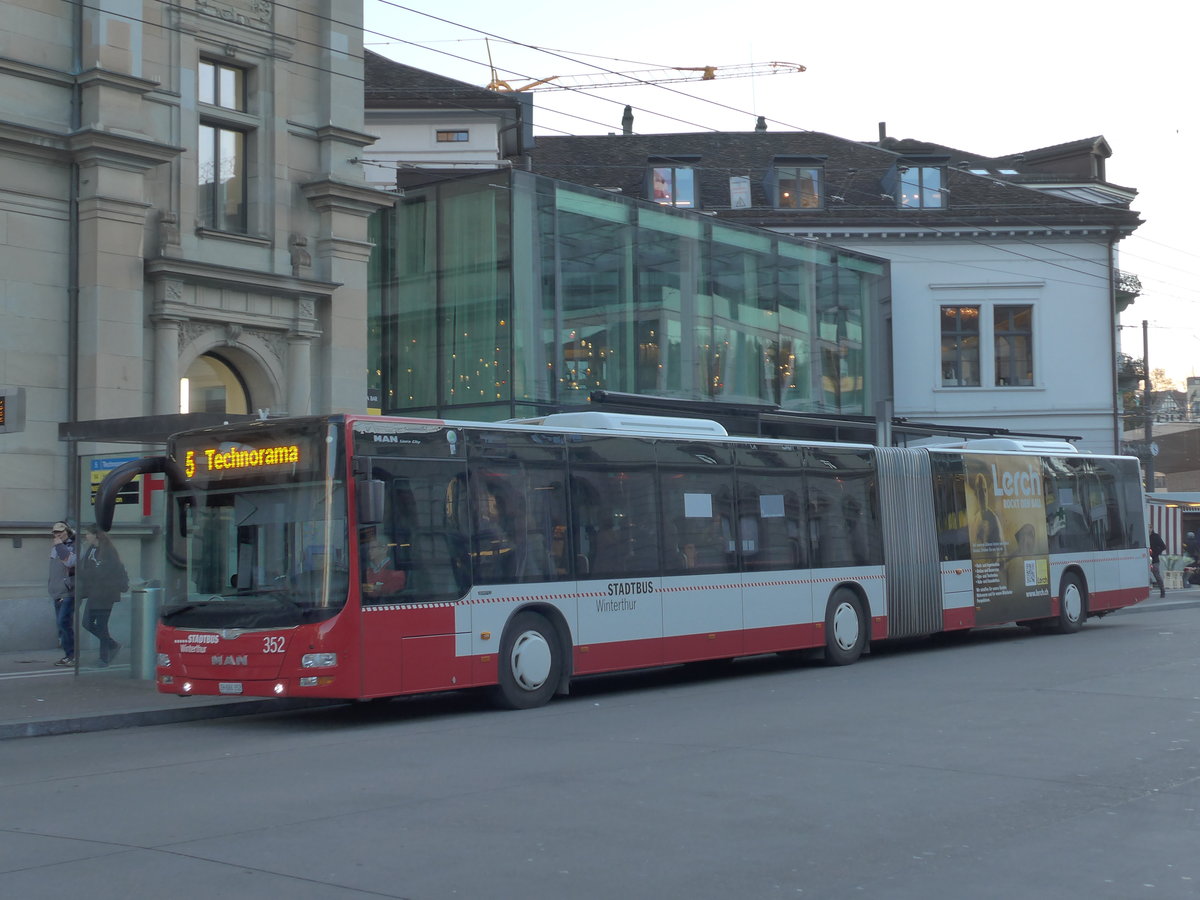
[{"left": 361, "top": 50, "right": 528, "bottom": 190}]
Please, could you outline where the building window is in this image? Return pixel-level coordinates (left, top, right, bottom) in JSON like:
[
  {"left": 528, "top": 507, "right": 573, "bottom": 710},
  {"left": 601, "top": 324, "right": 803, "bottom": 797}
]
[
  {"left": 199, "top": 60, "right": 243, "bottom": 110},
  {"left": 198, "top": 124, "right": 247, "bottom": 232},
  {"left": 941, "top": 306, "right": 980, "bottom": 386},
  {"left": 650, "top": 166, "right": 696, "bottom": 208},
  {"left": 898, "top": 165, "right": 944, "bottom": 208},
  {"left": 436, "top": 130, "right": 469, "bottom": 142},
  {"left": 941, "top": 303, "right": 1035, "bottom": 388},
  {"left": 198, "top": 59, "right": 251, "bottom": 233},
  {"left": 994, "top": 305, "right": 1033, "bottom": 386},
  {"left": 775, "top": 166, "right": 822, "bottom": 208}
]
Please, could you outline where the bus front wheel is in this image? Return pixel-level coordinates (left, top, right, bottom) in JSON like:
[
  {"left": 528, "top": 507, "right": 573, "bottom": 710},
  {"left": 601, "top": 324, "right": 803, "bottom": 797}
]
[
  {"left": 489, "top": 611, "right": 562, "bottom": 710},
  {"left": 824, "top": 590, "right": 866, "bottom": 666}
]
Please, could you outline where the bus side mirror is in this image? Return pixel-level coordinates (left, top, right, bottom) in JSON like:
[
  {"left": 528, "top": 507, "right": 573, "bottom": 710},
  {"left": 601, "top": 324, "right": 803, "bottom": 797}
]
[{"left": 358, "top": 479, "right": 385, "bottom": 525}]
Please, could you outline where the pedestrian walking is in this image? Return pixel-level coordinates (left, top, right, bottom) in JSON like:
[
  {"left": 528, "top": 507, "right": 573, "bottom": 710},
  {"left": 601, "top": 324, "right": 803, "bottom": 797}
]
[
  {"left": 1149, "top": 529, "right": 1166, "bottom": 598},
  {"left": 78, "top": 524, "right": 128, "bottom": 667},
  {"left": 47, "top": 521, "right": 77, "bottom": 666}
]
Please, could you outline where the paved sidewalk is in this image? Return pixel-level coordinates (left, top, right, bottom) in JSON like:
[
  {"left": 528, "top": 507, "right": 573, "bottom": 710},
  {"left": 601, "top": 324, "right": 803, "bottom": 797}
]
[{"left": 0, "top": 648, "right": 333, "bottom": 740}]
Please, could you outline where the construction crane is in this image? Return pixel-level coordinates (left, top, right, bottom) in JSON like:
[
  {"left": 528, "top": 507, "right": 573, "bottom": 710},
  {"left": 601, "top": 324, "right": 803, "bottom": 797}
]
[{"left": 487, "top": 61, "right": 806, "bottom": 93}]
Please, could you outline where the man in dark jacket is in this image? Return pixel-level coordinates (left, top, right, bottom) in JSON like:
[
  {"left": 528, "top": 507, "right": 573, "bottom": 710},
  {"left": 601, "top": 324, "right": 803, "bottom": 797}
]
[
  {"left": 78, "top": 523, "right": 128, "bottom": 666},
  {"left": 47, "top": 521, "right": 77, "bottom": 666},
  {"left": 1149, "top": 530, "right": 1167, "bottom": 598}
]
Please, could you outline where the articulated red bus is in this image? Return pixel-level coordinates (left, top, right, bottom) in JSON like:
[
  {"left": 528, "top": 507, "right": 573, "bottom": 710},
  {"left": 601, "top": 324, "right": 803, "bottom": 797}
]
[{"left": 96, "top": 412, "right": 1149, "bottom": 709}]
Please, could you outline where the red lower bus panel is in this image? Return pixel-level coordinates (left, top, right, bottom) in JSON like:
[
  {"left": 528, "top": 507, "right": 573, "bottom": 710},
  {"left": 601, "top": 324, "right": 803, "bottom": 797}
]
[
  {"left": 663, "top": 630, "right": 743, "bottom": 664},
  {"left": 742, "top": 623, "right": 821, "bottom": 656},
  {"left": 943, "top": 608, "right": 976, "bottom": 631},
  {"left": 472, "top": 651, "right": 499, "bottom": 687},
  {"left": 1086, "top": 585, "right": 1148, "bottom": 613},
  {"left": 573, "top": 637, "right": 664, "bottom": 676},
  {"left": 400, "top": 633, "right": 472, "bottom": 695}
]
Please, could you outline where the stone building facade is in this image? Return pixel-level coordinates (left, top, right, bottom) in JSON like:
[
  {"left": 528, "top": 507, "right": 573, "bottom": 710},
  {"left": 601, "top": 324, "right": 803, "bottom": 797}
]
[{"left": 0, "top": 1, "right": 390, "bottom": 650}]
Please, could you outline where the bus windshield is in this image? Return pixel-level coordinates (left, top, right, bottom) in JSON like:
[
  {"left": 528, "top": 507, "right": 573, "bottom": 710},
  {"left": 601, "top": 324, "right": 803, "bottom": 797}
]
[
  {"left": 162, "top": 481, "right": 349, "bottom": 629},
  {"left": 161, "top": 420, "right": 349, "bottom": 630}
]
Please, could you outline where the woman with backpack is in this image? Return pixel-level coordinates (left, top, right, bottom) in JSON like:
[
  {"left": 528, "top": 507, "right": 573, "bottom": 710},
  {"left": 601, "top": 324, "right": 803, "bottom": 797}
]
[{"left": 78, "top": 524, "right": 128, "bottom": 667}]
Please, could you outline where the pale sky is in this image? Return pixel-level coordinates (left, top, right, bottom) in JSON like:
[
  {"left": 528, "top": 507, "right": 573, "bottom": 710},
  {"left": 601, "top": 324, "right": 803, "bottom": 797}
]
[{"left": 364, "top": 0, "right": 1199, "bottom": 386}]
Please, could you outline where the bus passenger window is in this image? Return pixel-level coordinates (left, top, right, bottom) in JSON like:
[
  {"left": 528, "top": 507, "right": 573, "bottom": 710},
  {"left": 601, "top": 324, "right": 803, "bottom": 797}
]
[{"left": 472, "top": 480, "right": 515, "bottom": 582}]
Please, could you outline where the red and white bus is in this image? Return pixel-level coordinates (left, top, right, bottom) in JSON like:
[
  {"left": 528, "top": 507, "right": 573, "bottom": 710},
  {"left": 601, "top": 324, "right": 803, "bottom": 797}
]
[{"left": 97, "top": 412, "right": 1149, "bottom": 709}]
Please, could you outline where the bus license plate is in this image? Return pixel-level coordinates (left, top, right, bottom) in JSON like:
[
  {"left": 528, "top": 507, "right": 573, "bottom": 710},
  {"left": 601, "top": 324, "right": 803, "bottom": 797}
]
[{"left": 218, "top": 682, "right": 243, "bottom": 695}]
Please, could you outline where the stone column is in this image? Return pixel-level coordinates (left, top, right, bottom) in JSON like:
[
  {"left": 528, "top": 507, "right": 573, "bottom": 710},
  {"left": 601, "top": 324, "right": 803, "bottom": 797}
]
[
  {"left": 151, "top": 295, "right": 185, "bottom": 416},
  {"left": 287, "top": 332, "right": 313, "bottom": 416}
]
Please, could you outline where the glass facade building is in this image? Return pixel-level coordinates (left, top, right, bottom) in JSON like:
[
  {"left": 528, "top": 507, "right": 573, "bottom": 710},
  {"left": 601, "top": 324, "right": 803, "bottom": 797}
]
[{"left": 368, "top": 169, "right": 889, "bottom": 422}]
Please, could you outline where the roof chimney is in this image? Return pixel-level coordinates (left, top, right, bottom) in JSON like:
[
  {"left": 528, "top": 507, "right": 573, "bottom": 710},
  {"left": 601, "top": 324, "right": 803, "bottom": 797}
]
[
  {"left": 755, "top": 115, "right": 767, "bottom": 133},
  {"left": 878, "top": 121, "right": 887, "bottom": 142},
  {"left": 622, "top": 105, "right": 634, "bottom": 136}
]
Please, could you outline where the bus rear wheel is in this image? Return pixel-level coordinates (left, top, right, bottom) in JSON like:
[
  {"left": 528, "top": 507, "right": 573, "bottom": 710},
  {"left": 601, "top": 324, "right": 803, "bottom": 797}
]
[
  {"left": 1054, "top": 573, "right": 1087, "bottom": 634},
  {"left": 488, "top": 611, "right": 562, "bottom": 710},
  {"left": 823, "top": 589, "right": 866, "bottom": 666}
]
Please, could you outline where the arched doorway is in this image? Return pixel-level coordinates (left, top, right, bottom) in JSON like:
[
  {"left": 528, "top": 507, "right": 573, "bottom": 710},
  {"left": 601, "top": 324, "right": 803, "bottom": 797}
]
[{"left": 179, "top": 352, "right": 250, "bottom": 414}]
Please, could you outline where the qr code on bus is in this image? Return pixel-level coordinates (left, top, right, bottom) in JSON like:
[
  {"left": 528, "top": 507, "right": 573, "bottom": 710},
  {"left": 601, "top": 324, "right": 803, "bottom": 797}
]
[{"left": 1024, "top": 559, "right": 1038, "bottom": 587}]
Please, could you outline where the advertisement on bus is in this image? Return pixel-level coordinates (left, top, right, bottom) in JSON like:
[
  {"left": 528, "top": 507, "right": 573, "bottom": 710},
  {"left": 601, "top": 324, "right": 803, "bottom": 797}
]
[{"left": 965, "top": 454, "right": 1052, "bottom": 626}]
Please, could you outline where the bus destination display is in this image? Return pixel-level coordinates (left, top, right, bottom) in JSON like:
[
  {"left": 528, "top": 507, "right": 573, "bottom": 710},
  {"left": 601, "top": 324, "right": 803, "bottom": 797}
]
[{"left": 175, "top": 432, "right": 318, "bottom": 484}]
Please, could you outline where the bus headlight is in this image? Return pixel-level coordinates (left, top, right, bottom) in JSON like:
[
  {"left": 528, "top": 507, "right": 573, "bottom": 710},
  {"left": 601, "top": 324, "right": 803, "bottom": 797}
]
[
  {"left": 301, "top": 652, "right": 337, "bottom": 668},
  {"left": 157, "top": 653, "right": 171, "bottom": 668}
]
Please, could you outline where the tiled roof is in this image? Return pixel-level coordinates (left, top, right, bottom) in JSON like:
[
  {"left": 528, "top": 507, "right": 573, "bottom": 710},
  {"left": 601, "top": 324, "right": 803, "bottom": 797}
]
[
  {"left": 364, "top": 50, "right": 523, "bottom": 111},
  {"left": 524, "top": 130, "right": 1141, "bottom": 231}
]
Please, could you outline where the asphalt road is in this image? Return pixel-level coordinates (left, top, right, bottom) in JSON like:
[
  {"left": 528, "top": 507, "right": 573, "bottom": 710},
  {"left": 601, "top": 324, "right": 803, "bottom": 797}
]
[{"left": 3, "top": 597, "right": 1198, "bottom": 899}]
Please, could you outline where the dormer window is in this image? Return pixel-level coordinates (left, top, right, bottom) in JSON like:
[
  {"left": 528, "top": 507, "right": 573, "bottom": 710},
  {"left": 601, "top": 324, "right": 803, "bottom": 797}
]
[
  {"left": 647, "top": 158, "right": 698, "bottom": 208},
  {"left": 897, "top": 164, "right": 944, "bottom": 208},
  {"left": 768, "top": 157, "right": 824, "bottom": 209}
]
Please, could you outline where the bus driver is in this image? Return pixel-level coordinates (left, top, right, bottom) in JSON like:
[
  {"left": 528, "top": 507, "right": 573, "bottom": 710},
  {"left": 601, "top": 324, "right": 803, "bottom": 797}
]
[{"left": 362, "top": 529, "right": 407, "bottom": 599}]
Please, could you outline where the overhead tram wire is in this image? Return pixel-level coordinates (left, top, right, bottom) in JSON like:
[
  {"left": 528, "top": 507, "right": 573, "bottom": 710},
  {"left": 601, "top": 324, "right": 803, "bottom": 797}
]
[
  {"left": 141, "top": 0, "right": 1195, "bottom": 265},
  {"left": 368, "top": 4, "right": 1166, "bottom": 289},
  {"left": 115, "top": 0, "right": 1200, "bottom": 296},
  {"left": 180, "top": 0, "right": 1161, "bottom": 292},
  {"left": 258, "top": 0, "right": 738, "bottom": 135},
  {"left": 356, "top": 35, "right": 726, "bottom": 134},
  {"left": 374, "top": 1, "right": 739, "bottom": 132}
]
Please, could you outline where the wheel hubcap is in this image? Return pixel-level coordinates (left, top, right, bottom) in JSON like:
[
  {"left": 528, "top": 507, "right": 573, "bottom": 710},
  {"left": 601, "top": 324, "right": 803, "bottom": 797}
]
[
  {"left": 1062, "top": 584, "right": 1082, "bottom": 622},
  {"left": 510, "top": 630, "right": 552, "bottom": 691},
  {"left": 832, "top": 602, "right": 860, "bottom": 651}
]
